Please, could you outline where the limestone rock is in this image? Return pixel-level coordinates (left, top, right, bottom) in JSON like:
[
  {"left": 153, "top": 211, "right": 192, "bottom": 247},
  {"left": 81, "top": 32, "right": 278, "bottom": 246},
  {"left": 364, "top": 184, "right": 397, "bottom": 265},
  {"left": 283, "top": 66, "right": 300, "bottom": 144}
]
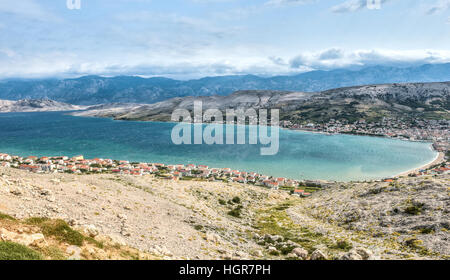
[
  {"left": 66, "top": 245, "right": 82, "bottom": 260},
  {"left": 292, "top": 247, "right": 308, "bottom": 260},
  {"left": 340, "top": 250, "right": 363, "bottom": 260},
  {"left": 206, "top": 232, "right": 221, "bottom": 243},
  {"left": 84, "top": 224, "right": 99, "bottom": 238},
  {"left": 10, "top": 188, "right": 22, "bottom": 196},
  {"left": 30, "top": 233, "right": 47, "bottom": 248},
  {"left": 107, "top": 234, "right": 127, "bottom": 246},
  {"left": 310, "top": 249, "right": 327, "bottom": 260},
  {"left": 355, "top": 248, "right": 373, "bottom": 260}
]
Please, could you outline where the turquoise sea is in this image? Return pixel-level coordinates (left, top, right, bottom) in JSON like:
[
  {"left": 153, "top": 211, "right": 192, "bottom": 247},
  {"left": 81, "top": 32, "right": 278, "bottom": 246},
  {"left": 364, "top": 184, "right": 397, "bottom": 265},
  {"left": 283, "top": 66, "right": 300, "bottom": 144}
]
[{"left": 0, "top": 112, "right": 438, "bottom": 182}]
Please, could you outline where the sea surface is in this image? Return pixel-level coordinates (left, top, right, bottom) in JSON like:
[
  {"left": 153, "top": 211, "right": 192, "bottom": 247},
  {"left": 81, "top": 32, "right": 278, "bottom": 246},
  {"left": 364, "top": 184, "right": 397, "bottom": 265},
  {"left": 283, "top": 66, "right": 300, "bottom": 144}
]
[{"left": 0, "top": 112, "right": 438, "bottom": 182}]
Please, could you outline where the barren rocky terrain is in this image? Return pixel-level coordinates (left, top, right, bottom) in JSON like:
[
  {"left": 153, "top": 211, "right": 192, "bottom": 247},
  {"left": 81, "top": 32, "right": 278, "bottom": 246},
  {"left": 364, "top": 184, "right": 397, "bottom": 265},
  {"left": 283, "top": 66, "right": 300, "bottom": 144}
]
[
  {"left": 0, "top": 99, "right": 85, "bottom": 113},
  {"left": 71, "top": 82, "right": 450, "bottom": 123},
  {"left": 1, "top": 166, "right": 448, "bottom": 260}
]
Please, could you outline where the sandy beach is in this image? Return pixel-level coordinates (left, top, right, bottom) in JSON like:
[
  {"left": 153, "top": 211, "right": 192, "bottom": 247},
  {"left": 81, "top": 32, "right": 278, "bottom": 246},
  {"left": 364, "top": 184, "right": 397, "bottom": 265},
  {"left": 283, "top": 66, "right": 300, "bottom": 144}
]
[{"left": 395, "top": 151, "right": 445, "bottom": 178}]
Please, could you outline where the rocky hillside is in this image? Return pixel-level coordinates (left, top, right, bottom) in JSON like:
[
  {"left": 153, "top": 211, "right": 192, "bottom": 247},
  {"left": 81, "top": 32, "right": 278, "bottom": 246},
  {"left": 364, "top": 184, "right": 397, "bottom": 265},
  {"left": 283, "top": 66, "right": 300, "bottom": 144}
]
[
  {"left": 0, "top": 215, "right": 157, "bottom": 260},
  {"left": 0, "top": 99, "right": 85, "bottom": 113},
  {"left": 293, "top": 174, "right": 450, "bottom": 259},
  {"left": 72, "top": 82, "right": 450, "bottom": 123},
  {"left": 1, "top": 64, "right": 449, "bottom": 105},
  {"left": 0, "top": 167, "right": 448, "bottom": 260}
]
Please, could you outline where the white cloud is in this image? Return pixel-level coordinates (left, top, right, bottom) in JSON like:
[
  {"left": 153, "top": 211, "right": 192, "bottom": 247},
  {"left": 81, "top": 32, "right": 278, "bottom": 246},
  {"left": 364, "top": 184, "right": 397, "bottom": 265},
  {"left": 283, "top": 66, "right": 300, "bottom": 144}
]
[
  {"left": 115, "top": 11, "right": 238, "bottom": 37},
  {"left": 0, "top": 0, "right": 60, "bottom": 22},
  {"left": 426, "top": 0, "right": 450, "bottom": 14},
  {"left": 190, "top": 0, "right": 236, "bottom": 3},
  {"left": 331, "top": 0, "right": 391, "bottom": 13},
  {"left": 265, "top": 0, "right": 316, "bottom": 6},
  {"left": 0, "top": 48, "right": 16, "bottom": 58},
  {"left": 1, "top": 47, "right": 450, "bottom": 80},
  {"left": 0, "top": 46, "right": 293, "bottom": 79},
  {"left": 289, "top": 48, "right": 450, "bottom": 69}
]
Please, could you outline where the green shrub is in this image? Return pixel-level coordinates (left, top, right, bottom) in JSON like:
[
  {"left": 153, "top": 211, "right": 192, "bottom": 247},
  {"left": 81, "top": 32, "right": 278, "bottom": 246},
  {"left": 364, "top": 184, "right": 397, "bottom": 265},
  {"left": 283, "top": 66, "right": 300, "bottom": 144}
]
[
  {"left": 418, "top": 227, "right": 434, "bottom": 234},
  {"left": 231, "top": 196, "right": 241, "bottom": 204},
  {"left": 25, "top": 217, "right": 50, "bottom": 225},
  {"left": 194, "top": 225, "right": 204, "bottom": 231},
  {"left": 334, "top": 240, "right": 353, "bottom": 250},
  {"left": 404, "top": 238, "right": 423, "bottom": 249},
  {"left": 269, "top": 250, "right": 280, "bottom": 256},
  {"left": 274, "top": 203, "right": 292, "bottom": 211},
  {"left": 30, "top": 219, "right": 84, "bottom": 246},
  {"left": 40, "top": 246, "right": 66, "bottom": 260},
  {"left": 0, "top": 242, "right": 43, "bottom": 260},
  {"left": 404, "top": 202, "right": 424, "bottom": 215},
  {"left": 218, "top": 199, "right": 226, "bottom": 205},
  {"left": 0, "top": 212, "right": 15, "bottom": 221},
  {"left": 228, "top": 206, "right": 243, "bottom": 218},
  {"left": 85, "top": 236, "right": 104, "bottom": 249},
  {"left": 279, "top": 244, "right": 296, "bottom": 255}
]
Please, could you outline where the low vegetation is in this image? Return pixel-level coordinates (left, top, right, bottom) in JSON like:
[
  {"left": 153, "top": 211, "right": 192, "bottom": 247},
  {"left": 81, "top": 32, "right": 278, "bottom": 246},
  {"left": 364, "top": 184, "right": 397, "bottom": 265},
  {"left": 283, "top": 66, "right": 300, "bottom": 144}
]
[
  {"left": 0, "top": 212, "right": 156, "bottom": 260},
  {"left": 228, "top": 205, "right": 243, "bottom": 218},
  {"left": 254, "top": 200, "right": 336, "bottom": 255},
  {"left": 0, "top": 241, "right": 43, "bottom": 260}
]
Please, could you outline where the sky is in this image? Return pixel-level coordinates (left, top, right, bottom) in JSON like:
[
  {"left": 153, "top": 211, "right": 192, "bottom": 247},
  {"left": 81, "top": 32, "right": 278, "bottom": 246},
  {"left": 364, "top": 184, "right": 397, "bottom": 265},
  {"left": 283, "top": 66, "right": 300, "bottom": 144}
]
[{"left": 0, "top": 0, "right": 449, "bottom": 80}]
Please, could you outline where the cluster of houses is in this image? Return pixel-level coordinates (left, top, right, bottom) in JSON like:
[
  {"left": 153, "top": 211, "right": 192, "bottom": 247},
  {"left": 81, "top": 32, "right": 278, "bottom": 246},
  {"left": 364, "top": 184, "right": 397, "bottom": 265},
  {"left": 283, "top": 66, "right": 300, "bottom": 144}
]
[
  {"left": 0, "top": 153, "right": 312, "bottom": 197},
  {"left": 281, "top": 118, "right": 450, "bottom": 153},
  {"left": 409, "top": 165, "right": 450, "bottom": 177}
]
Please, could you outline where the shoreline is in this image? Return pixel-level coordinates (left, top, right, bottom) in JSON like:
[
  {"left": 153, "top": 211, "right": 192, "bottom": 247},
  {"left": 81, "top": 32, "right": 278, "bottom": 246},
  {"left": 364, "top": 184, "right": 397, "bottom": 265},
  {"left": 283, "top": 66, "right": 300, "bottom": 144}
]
[
  {"left": 394, "top": 151, "right": 445, "bottom": 178},
  {"left": 1, "top": 147, "right": 444, "bottom": 184},
  {"left": 0, "top": 111, "right": 447, "bottom": 183},
  {"left": 283, "top": 127, "right": 447, "bottom": 179}
]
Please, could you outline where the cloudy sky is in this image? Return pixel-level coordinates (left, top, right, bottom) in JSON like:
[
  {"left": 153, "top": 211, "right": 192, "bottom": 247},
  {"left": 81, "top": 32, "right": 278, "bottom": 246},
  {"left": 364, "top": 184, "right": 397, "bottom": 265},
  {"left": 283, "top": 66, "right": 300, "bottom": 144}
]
[{"left": 0, "top": 0, "right": 449, "bottom": 79}]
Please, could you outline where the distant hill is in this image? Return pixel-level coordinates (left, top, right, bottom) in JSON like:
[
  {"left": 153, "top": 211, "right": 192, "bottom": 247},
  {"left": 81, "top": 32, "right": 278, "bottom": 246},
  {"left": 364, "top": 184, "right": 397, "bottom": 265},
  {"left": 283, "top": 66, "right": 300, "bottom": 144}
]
[
  {"left": 72, "top": 82, "right": 450, "bottom": 123},
  {"left": 1, "top": 64, "right": 450, "bottom": 105},
  {"left": 0, "top": 99, "right": 85, "bottom": 113}
]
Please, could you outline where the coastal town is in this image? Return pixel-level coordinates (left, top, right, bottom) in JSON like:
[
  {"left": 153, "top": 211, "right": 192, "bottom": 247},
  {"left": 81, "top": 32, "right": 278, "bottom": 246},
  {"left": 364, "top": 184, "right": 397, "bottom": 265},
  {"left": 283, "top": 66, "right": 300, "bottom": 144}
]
[
  {"left": 0, "top": 152, "right": 319, "bottom": 197},
  {"left": 281, "top": 117, "right": 450, "bottom": 154},
  {"left": 1, "top": 147, "right": 449, "bottom": 197}
]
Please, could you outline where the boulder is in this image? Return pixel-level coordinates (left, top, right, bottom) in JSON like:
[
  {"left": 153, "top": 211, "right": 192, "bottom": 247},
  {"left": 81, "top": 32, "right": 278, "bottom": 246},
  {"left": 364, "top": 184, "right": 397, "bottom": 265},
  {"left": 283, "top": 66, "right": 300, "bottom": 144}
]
[
  {"left": 310, "top": 249, "right": 327, "bottom": 260},
  {"left": 340, "top": 248, "right": 373, "bottom": 260},
  {"left": 30, "top": 233, "right": 47, "bottom": 248},
  {"left": 255, "top": 250, "right": 264, "bottom": 258},
  {"left": 10, "top": 188, "right": 22, "bottom": 196},
  {"left": 287, "top": 253, "right": 297, "bottom": 259},
  {"left": 292, "top": 247, "right": 308, "bottom": 260},
  {"left": 355, "top": 248, "right": 373, "bottom": 260},
  {"left": 84, "top": 224, "right": 99, "bottom": 238},
  {"left": 268, "top": 246, "right": 279, "bottom": 255},
  {"left": 108, "top": 234, "right": 127, "bottom": 246},
  {"left": 340, "top": 251, "right": 363, "bottom": 260},
  {"left": 206, "top": 232, "right": 221, "bottom": 243},
  {"left": 66, "top": 245, "right": 82, "bottom": 260}
]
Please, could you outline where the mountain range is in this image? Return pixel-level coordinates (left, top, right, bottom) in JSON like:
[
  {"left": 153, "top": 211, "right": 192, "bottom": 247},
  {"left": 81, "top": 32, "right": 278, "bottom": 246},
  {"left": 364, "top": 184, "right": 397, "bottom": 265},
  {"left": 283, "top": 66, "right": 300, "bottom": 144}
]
[{"left": 1, "top": 64, "right": 450, "bottom": 105}]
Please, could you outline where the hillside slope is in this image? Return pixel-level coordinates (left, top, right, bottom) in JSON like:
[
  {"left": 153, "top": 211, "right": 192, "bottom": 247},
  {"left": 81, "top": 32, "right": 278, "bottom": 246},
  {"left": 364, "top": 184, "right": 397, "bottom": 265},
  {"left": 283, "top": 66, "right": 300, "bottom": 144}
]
[
  {"left": 72, "top": 82, "right": 450, "bottom": 123},
  {"left": 1, "top": 167, "right": 448, "bottom": 260},
  {"left": 0, "top": 99, "right": 85, "bottom": 113}
]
